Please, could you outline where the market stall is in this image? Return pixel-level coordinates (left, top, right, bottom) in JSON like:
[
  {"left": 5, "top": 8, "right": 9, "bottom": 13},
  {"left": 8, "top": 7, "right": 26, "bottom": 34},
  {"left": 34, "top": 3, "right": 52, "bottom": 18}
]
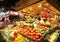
[{"left": 0, "top": 0, "right": 60, "bottom": 42}]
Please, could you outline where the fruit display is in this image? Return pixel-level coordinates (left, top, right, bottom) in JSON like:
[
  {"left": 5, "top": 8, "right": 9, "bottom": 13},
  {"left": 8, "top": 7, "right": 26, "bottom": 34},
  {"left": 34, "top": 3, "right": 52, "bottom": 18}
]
[
  {"left": 0, "top": 0, "right": 59, "bottom": 42},
  {"left": 43, "top": 29, "right": 60, "bottom": 42},
  {"left": 0, "top": 14, "right": 58, "bottom": 42},
  {"left": 39, "top": 11, "right": 54, "bottom": 19},
  {"left": 14, "top": 26, "right": 42, "bottom": 42},
  {"left": 34, "top": 26, "right": 49, "bottom": 35},
  {"left": 13, "top": 32, "right": 24, "bottom": 42},
  {"left": 0, "top": 12, "right": 58, "bottom": 42},
  {"left": 0, "top": 28, "right": 34, "bottom": 42},
  {"left": 39, "top": 10, "right": 58, "bottom": 26},
  {"left": 0, "top": 28, "right": 15, "bottom": 42},
  {"left": 13, "top": 31, "right": 34, "bottom": 42}
]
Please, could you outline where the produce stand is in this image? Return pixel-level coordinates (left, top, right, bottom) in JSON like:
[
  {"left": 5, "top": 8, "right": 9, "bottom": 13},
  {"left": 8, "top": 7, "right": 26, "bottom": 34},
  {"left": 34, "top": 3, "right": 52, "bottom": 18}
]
[{"left": 0, "top": 0, "right": 60, "bottom": 42}]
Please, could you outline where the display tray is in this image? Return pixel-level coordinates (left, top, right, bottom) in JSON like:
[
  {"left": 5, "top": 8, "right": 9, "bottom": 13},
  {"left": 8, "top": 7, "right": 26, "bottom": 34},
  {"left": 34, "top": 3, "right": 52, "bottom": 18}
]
[{"left": 0, "top": 22, "right": 58, "bottom": 42}]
